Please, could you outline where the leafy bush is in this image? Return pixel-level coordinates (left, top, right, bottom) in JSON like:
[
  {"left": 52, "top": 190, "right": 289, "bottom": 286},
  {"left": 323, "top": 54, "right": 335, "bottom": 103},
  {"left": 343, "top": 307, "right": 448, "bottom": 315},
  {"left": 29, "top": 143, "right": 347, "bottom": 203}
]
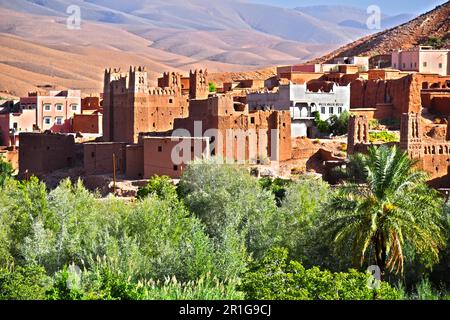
[
  {"left": 259, "top": 177, "right": 292, "bottom": 206},
  {"left": 0, "top": 158, "right": 14, "bottom": 187},
  {"left": 48, "top": 262, "right": 243, "bottom": 300},
  {"left": 240, "top": 248, "right": 400, "bottom": 300},
  {"left": 179, "top": 158, "right": 279, "bottom": 266},
  {"left": 329, "top": 111, "right": 350, "bottom": 136},
  {"left": 208, "top": 82, "right": 216, "bottom": 93},
  {"left": 0, "top": 266, "right": 51, "bottom": 300},
  {"left": 137, "top": 175, "right": 177, "bottom": 200},
  {"left": 369, "top": 131, "right": 399, "bottom": 143}
]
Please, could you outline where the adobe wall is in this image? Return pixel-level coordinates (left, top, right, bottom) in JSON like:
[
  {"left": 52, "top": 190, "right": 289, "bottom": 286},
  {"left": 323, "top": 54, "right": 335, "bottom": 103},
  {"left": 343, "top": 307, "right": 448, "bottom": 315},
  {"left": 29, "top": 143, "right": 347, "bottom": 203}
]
[
  {"left": 421, "top": 90, "right": 450, "bottom": 116},
  {"left": 81, "top": 97, "right": 101, "bottom": 112},
  {"left": 168, "top": 94, "right": 292, "bottom": 163},
  {"left": 350, "top": 105, "right": 393, "bottom": 120},
  {"left": 143, "top": 137, "right": 209, "bottom": 179},
  {"left": 347, "top": 115, "right": 369, "bottom": 155},
  {"left": 19, "top": 133, "right": 75, "bottom": 176},
  {"left": 73, "top": 114, "right": 102, "bottom": 134},
  {"left": 350, "top": 74, "right": 450, "bottom": 120},
  {"left": 125, "top": 144, "right": 144, "bottom": 180},
  {"left": 84, "top": 142, "right": 127, "bottom": 175}
]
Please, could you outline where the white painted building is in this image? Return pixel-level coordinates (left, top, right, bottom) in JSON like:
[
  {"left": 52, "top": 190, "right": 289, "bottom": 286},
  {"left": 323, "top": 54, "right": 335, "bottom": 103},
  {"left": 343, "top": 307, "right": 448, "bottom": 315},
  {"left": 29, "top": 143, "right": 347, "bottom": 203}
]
[{"left": 248, "top": 82, "right": 350, "bottom": 137}]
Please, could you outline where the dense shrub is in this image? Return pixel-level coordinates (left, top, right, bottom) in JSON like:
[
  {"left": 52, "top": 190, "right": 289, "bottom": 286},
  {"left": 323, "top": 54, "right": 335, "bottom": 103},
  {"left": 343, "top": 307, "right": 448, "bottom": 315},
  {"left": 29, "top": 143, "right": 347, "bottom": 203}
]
[
  {"left": 0, "top": 266, "right": 51, "bottom": 300},
  {"left": 240, "top": 248, "right": 400, "bottom": 300}
]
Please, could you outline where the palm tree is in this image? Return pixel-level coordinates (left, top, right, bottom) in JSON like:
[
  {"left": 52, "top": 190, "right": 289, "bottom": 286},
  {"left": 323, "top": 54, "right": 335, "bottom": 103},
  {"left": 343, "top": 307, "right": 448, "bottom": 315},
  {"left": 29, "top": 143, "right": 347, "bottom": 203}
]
[{"left": 324, "top": 145, "right": 446, "bottom": 278}]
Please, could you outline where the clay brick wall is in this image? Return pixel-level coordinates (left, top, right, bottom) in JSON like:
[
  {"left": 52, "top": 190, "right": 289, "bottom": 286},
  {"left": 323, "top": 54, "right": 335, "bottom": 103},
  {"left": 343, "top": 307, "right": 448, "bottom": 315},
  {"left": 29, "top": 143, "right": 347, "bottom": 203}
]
[
  {"left": 19, "top": 133, "right": 75, "bottom": 176},
  {"left": 347, "top": 115, "right": 369, "bottom": 155},
  {"left": 84, "top": 142, "right": 127, "bottom": 175},
  {"left": 125, "top": 144, "right": 144, "bottom": 180},
  {"left": 421, "top": 90, "right": 450, "bottom": 115},
  {"left": 81, "top": 97, "right": 101, "bottom": 113},
  {"left": 143, "top": 137, "right": 209, "bottom": 179},
  {"left": 73, "top": 114, "right": 102, "bottom": 134}
]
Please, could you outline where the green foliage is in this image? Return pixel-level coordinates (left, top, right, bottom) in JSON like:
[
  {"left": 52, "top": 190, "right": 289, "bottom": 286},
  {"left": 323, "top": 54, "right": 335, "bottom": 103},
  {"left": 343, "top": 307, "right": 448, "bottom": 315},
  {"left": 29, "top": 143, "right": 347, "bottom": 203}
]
[
  {"left": 125, "top": 195, "right": 215, "bottom": 281},
  {"left": 208, "top": 82, "right": 216, "bottom": 93},
  {"left": 0, "top": 158, "right": 14, "bottom": 187},
  {"left": 240, "top": 248, "right": 400, "bottom": 300},
  {"left": 379, "top": 118, "right": 400, "bottom": 129},
  {"left": 369, "top": 119, "right": 380, "bottom": 130},
  {"left": 330, "top": 152, "right": 368, "bottom": 184},
  {"left": 137, "top": 175, "right": 177, "bottom": 200},
  {"left": 323, "top": 145, "right": 446, "bottom": 276},
  {"left": 329, "top": 111, "right": 350, "bottom": 136},
  {"left": 369, "top": 131, "right": 399, "bottom": 143},
  {"left": 277, "top": 177, "right": 330, "bottom": 263},
  {"left": 0, "top": 266, "right": 51, "bottom": 300},
  {"left": 313, "top": 111, "right": 349, "bottom": 136},
  {"left": 423, "top": 36, "right": 447, "bottom": 49},
  {"left": 312, "top": 111, "right": 330, "bottom": 133},
  {"left": 179, "top": 158, "right": 279, "bottom": 274},
  {"left": 48, "top": 261, "right": 243, "bottom": 300},
  {"left": 259, "top": 177, "right": 292, "bottom": 206}
]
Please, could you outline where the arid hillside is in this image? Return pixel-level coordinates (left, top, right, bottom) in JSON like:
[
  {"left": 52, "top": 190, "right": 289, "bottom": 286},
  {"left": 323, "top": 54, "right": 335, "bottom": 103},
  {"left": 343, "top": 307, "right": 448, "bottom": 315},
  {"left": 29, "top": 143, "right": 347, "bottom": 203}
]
[{"left": 312, "top": 1, "right": 450, "bottom": 63}]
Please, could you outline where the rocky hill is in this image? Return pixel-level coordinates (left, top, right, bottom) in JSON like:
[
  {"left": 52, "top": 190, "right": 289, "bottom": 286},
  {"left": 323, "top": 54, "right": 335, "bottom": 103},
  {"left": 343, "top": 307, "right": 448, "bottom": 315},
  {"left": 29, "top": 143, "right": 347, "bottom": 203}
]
[{"left": 312, "top": 1, "right": 450, "bottom": 63}]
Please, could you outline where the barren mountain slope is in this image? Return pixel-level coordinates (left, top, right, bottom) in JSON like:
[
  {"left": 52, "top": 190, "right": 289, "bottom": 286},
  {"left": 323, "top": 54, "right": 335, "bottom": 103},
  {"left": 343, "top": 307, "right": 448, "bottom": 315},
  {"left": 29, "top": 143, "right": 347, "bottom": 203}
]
[{"left": 312, "top": 1, "right": 450, "bottom": 63}]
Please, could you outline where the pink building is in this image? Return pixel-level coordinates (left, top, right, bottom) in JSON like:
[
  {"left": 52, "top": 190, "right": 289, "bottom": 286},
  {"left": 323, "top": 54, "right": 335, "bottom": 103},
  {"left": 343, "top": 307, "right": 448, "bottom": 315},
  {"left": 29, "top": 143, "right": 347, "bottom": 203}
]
[
  {"left": 0, "top": 109, "right": 36, "bottom": 147},
  {"left": 20, "top": 90, "right": 81, "bottom": 133},
  {"left": 392, "top": 46, "right": 450, "bottom": 76}
]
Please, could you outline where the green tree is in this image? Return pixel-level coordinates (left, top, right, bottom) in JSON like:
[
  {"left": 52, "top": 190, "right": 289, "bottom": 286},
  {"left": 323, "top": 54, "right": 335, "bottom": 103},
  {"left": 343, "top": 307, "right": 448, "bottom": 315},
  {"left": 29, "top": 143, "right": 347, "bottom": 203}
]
[
  {"left": 329, "top": 111, "right": 350, "bottom": 136},
  {"left": 208, "top": 82, "right": 216, "bottom": 93},
  {"left": 179, "top": 159, "right": 279, "bottom": 264},
  {"left": 323, "top": 145, "right": 446, "bottom": 278},
  {"left": 277, "top": 177, "right": 330, "bottom": 263},
  {"left": 240, "top": 248, "right": 400, "bottom": 300}
]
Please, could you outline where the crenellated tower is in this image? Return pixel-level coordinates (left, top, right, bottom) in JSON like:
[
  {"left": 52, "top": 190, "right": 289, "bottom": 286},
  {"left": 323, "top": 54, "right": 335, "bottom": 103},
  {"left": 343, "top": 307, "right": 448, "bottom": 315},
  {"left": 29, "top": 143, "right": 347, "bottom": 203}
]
[
  {"left": 400, "top": 113, "right": 423, "bottom": 159},
  {"left": 103, "top": 68, "right": 125, "bottom": 141},
  {"left": 128, "top": 66, "right": 149, "bottom": 93},
  {"left": 347, "top": 115, "right": 369, "bottom": 155},
  {"left": 189, "top": 69, "right": 209, "bottom": 100}
]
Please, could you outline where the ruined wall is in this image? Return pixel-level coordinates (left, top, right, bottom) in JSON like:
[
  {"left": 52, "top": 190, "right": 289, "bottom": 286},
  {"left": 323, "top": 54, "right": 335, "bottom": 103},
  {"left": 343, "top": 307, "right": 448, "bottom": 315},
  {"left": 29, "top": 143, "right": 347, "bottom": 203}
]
[
  {"left": 19, "top": 133, "right": 75, "bottom": 176},
  {"left": 421, "top": 90, "right": 450, "bottom": 116},
  {"left": 351, "top": 74, "right": 450, "bottom": 121},
  {"left": 347, "top": 115, "right": 369, "bottom": 155},
  {"left": 167, "top": 94, "right": 291, "bottom": 163}
]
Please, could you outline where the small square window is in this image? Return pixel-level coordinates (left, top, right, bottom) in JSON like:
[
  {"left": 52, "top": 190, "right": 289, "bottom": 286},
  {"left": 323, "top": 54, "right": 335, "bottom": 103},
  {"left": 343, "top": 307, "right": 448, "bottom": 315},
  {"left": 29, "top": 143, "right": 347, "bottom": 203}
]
[
  {"left": 158, "top": 146, "right": 162, "bottom": 152},
  {"left": 250, "top": 117, "right": 255, "bottom": 124},
  {"left": 439, "top": 63, "right": 443, "bottom": 69},
  {"left": 173, "top": 165, "right": 178, "bottom": 171},
  {"left": 423, "top": 62, "right": 427, "bottom": 67},
  {"left": 44, "top": 117, "right": 51, "bottom": 125},
  {"left": 56, "top": 104, "right": 63, "bottom": 111},
  {"left": 71, "top": 104, "right": 78, "bottom": 111},
  {"left": 321, "top": 107, "right": 325, "bottom": 114},
  {"left": 55, "top": 117, "right": 63, "bottom": 125},
  {"left": 44, "top": 104, "right": 51, "bottom": 111}
]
